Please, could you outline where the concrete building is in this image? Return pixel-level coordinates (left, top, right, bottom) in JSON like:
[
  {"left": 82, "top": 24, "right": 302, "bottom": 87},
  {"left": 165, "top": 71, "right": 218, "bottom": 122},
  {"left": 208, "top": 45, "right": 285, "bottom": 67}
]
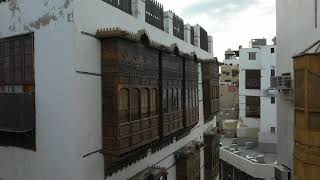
[
  {"left": 220, "top": 49, "right": 239, "bottom": 85},
  {"left": 238, "top": 39, "right": 277, "bottom": 153},
  {"left": 219, "top": 49, "right": 239, "bottom": 130},
  {"left": 277, "top": 0, "right": 320, "bottom": 179},
  {"left": 219, "top": 137, "right": 277, "bottom": 180},
  {"left": 0, "top": 1, "right": 220, "bottom": 180}
]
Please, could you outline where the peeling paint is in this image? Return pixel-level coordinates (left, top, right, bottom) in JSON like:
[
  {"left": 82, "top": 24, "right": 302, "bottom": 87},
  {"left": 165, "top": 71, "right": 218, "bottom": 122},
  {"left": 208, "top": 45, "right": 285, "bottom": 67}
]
[
  {"left": 29, "top": 13, "right": 58, "bottom": 29},
  {"left": 8, "top": 0, "right": 20, "bottom": 17},
  {"left": 7, "top": 0, "right": 74, "bottom": 32}
]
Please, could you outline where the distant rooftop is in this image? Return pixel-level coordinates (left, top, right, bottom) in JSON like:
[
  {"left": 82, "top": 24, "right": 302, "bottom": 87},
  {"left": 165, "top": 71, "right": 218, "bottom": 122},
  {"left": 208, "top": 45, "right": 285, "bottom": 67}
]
[{"left": 220, "top": 137, "right": 277, "bottom": 164}]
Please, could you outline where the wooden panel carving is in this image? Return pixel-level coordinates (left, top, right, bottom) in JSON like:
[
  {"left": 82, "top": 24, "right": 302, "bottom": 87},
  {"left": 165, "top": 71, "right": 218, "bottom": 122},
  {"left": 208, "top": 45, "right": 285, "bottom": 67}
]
[
  {"left": 101, "top": 37, "right": 160, "bottom": 156},
  {"left": 204, "top": 128, "right": 220, "bottom": 180},
  {"left": 175, "top": 141, "right": 201, "bottom": 180},
  {"left": 183, "top": 55, "right": 199, "bottom": 128},
  {"left": 293, "top": 45, "right": 320, "bottom": 180},
  {"left": 201, "top": 59, "right": 220, "bottom": 123},
  {"left": 160, "top": 50, "right": 184, "bottom": 137}
]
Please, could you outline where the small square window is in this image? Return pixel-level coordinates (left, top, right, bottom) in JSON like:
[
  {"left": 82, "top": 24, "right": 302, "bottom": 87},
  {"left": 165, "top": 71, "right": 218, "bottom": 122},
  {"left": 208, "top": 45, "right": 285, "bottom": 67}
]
[
  {"left": 271, "top": 48, "right": 275, "bottom": 53},
  {"left": 271, "top": 97, "right": 275, "bottom": 104},
  {"left": 249, "top": 52, "right": 256, "bottom": 60},
  {"left": 271, "top": 69, "right": 275, "bottom": 77},
  {"left": 271, "top": 127, "right": 276, "bottom": 133}
]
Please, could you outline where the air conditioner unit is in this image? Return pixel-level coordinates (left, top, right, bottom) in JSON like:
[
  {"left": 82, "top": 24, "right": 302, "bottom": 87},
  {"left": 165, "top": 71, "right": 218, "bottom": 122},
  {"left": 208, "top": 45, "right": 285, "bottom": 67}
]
[
  {"left": 275, "top": 165, "right": 291, "bottom": 180},
  {"left": 270, "top": 74, "right": 292, "bottom": 90},
  {"left": 278, "top": 74, "right": 292, "bottom": 90},
  {"left": 270, "top": 76, "right": 278, "bottom": 88}
]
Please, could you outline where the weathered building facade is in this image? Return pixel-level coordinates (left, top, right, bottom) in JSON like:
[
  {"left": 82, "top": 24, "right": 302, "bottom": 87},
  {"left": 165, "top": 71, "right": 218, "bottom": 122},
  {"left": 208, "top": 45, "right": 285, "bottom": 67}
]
[
  {"left": 277, "top": 0, "right": 320, "bottom": 179},
  {"left": 0, "top": 0, "right": 220, "bottom": 180}
]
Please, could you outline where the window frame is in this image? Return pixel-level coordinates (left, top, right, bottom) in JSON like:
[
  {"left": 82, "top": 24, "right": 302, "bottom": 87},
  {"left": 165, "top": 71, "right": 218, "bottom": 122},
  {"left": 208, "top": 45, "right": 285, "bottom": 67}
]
[{"left": 248, "top": 52, "right": 257, "bottom": 60}]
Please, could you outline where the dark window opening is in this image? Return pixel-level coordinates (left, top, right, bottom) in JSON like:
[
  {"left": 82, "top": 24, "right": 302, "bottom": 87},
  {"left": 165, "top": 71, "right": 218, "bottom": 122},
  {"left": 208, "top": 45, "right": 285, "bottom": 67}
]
[
  {"left": 271, "top": 127, "right": 276, "bottom": 134},
  {"left": 271, "top": 48, "right": 275, "bottom": 53},
  {"left": 271, "top": 69, "right": 275, "bottom": 77},
  {"left": 248, "top": 52, "right": 257, "bottom": 60},
  {"left": 131, "top": 89, "right": 140, "bottom": 120},
  {"left": 141, "top": 88, "right": 150, "bottom": 119},
  {"left": 232, "top": 70, "right": 239, "bottom": 77},
  {"left": 246, "top": 96, "right": 260, "bottom": 118},
  {"left": 271, "top": 97, "right": 275, "bottom": 104},
  {"left": 118, "top": 88, "right": 130, "bottom": 123},
  {"left": 245, "top": 70, "right": 261, "bottom": 89},
  {"left": 150, "top": 89, "right": 158, "bottom": 116}
]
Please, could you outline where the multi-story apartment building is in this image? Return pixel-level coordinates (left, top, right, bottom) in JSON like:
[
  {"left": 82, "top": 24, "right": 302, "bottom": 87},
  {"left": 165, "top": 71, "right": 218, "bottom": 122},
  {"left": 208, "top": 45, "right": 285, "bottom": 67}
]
[
  {"left": 0, "top": 1, "right": 220, "bottom": 180},
  {"left": 219, "top": 49, "right": 239, "bottom": 121},
  {"left": 239, "top": 39, "right": 277, "bottom": 153},
  {"left": 277, "top": 0, "right": 320, "bottom": 179},
  {"left": 219, "top": 40, "right": 278, "bottom": 180},
  {"left": 220, "top": 49, "right": 239, "bottom": 86}
]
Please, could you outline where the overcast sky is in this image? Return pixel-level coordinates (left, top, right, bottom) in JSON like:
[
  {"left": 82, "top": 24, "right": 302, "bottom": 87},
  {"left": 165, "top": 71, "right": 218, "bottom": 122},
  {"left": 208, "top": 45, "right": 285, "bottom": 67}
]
[{"left": 158, "top": 0, "right": 276, "bottom": 61}]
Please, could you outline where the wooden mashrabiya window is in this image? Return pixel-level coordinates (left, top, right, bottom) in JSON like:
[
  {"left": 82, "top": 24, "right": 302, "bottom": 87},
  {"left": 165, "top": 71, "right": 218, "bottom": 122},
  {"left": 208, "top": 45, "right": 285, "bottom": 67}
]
[
  {"left": 0, "top": 32, "right": 36, "bottom": 150},
  {"left": 160, "top": 45, "right": 184, "bottom": 137},
  {"left": 175, "top": 141, "right": 202, "bottom": 180},
  {"left": 293, "top": 40, "right": 320, "bottom": 180},
  {"left": 98, "top": 29, "right": 160, "bottom": 156},
  {"left": 201, "top": 59, "right": 220, "bottom": 123},
  {"left": 183, "top": 53, "right": 199, "bottom": 128}
]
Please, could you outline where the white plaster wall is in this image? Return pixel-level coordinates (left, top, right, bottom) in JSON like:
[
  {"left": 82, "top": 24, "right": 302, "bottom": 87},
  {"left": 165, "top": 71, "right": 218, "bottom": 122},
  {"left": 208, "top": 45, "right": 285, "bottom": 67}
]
[
  {"left": 220, "top": 148, "right": 276, "bottom": 180},
  {"left": 0, "top": 0, "right": 215, "bottom": 180},
  {"left": 239, "top": 48, "right": 261, "bottom": 128},
  {"left": 0, "top": 1, "right": 91, "bottom": 180},
  {"left": 239, "top": 46, "right": 277, "bottom": 142},
  {"left": 276, "top": 0, "right": 320, "bottom": 169}
]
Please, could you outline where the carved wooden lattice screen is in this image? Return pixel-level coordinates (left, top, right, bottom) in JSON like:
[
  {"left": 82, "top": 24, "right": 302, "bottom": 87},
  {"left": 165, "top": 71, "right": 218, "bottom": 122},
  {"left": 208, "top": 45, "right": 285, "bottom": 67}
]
[{"left": 293, "top": 42, "right": 320, "bottom": 180}]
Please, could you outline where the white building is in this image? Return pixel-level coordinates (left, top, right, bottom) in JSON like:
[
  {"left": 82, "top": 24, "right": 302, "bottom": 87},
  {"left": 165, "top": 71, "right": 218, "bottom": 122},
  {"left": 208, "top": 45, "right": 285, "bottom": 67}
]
[
  {"left": 277, "top": 0, "right": 320, "bottom": 177},
  {"left": 238, "top": 39, "right": 277, "bottom": 153},
  {"left": 0, "top": 0, "right": 219, "bottom": 180}
]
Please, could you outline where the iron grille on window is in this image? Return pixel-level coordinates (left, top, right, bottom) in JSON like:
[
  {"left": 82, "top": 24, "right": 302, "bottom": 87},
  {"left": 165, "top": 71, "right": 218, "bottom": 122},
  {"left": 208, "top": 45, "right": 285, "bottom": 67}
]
[
  {"left": 190, "top": 26, "right": 195, "bottom": 45},
  {"left": 200, "top": 27, "right": 208, "bottom": 52},
  {"left": 145, "top": 0, "right": 164, "bottom": 30},
  {"left": 173, "top": 13, "right": 184, "bottom": 40},
  {"left": 104, "top": 0, "right": 132, "bottom": 15}
]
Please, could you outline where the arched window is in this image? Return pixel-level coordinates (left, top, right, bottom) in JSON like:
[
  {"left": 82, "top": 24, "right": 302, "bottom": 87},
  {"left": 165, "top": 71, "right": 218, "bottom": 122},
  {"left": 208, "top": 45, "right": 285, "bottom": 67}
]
[
  {"left": 131, "top": 88, "right": 140, "bottom": 121},
  {"left": 195, "top": 88, "right": 198, "bottom": 107},
  {"left": 173, "top": 89, "right": 178, "bottom": 111},
  {"left": 141, "top": 88, "right": 150, "bottom": 119},
  {"left": 193, "top": 88, "right": 196, "bottom": 107},
  {"left": 178, "top": 88, "right": 182, "bottom": 111},
  {"left": 186, "top": 89, "right": 189, "bottom": 109},
  {"left": 189, "top": 88, "right": 192, "bottom": 109},
  {"left": 163, "top": 89, "right": 168, "bottom": 113},
  {"left": 151, "top": 89, "right": 158, "bottom": 116},
  {"left": 168, "top": 89, "right": 173, "bottom": 113},
  {"left": 118, "top": 88, "right": 130, "bottom": 123}
]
